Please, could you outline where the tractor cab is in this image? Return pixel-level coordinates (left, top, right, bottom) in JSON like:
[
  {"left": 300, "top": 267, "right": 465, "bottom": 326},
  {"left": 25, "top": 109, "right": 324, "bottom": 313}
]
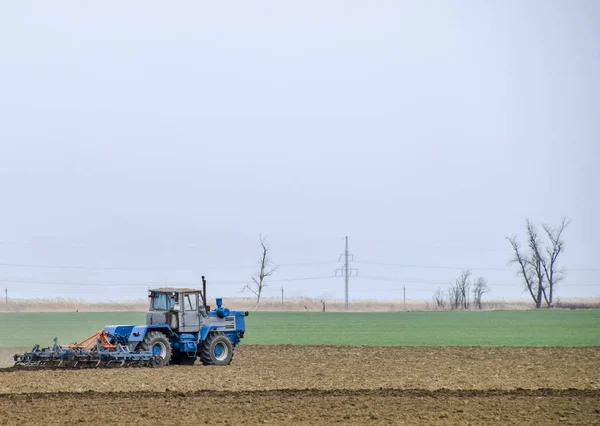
[{"left": 147, "top": 288, "right": 207, "bottom": 333}]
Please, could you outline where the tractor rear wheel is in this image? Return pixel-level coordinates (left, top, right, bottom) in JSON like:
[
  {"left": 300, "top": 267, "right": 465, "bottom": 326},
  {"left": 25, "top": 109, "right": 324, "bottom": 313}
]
[
  {"left": 141, "top": 331, "right": 172, "bottom": 365},
  {"left": 200, "top": 332, "right": 233, "bottom": 366}
]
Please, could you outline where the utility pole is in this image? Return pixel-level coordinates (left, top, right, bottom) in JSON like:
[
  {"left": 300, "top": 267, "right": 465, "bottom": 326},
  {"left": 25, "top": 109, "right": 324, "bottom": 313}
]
[
  {"left": 336, "top": 236, "right": 358, "bottom": 311},
  {"left": 403, "top": 285, "right": 406, "bottom": 311},
  {"left": 344, "top": 236, "right": 349, "bottom": 311},
  {"left": 4, "top": 287, "right": 7, "bottom": 304},
  {"left": 281, "top": 286, "right": 284, "bottom": 311}
]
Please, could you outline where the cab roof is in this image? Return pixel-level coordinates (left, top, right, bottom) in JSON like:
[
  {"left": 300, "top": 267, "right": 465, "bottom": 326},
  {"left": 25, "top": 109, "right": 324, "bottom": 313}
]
[{"left": 150, "top": 287, "right": 203, "bottom": 293}]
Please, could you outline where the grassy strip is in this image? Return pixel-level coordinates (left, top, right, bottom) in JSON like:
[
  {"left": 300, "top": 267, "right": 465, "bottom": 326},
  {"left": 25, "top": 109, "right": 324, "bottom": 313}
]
[{"left": 1, "top": 310, "right": 598, "bottom": 348}]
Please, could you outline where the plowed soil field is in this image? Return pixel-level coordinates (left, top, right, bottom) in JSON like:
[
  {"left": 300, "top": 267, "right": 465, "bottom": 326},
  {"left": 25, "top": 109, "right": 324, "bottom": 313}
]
[{"left": 1, "top": 346, "right": 599, "bottom": 425}]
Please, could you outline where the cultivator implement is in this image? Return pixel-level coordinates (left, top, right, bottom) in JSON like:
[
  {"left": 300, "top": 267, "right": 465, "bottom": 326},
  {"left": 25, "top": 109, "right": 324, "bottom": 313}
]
[
  {"left": 11, "top": 283, "right": 247, "bottom": 370},
  {"left": 13, "top": 330, "right": 163, "bottom": 369}
]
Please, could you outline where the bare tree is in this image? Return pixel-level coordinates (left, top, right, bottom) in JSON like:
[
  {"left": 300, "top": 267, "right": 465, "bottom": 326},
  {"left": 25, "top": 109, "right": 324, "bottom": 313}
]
[
  {"left": 472, "top": 277, "right": 489, "bottom": 310},
  {"left": 507, "top": 218, "right": 569, "bottom": 308},
  {"left": 507, "top": 232, "right": 542, "bottom": 309},
  {"left": 456, "top": 269, "right": 471, "bottom": 309},
  {"left": 447, "top": 283, "right": 461, "bottom": 310},
  {"left": 447, "top": 270, "right": 471, "bottom": 310},
  {"left": 541, "top": 218, "right": 570, "bottom": 308},
  {"left": 433, "top": 287, "right": 446, "bottom": 309},
  {"left": 242, "top": 235, "right": 278, "bottom": 310}
]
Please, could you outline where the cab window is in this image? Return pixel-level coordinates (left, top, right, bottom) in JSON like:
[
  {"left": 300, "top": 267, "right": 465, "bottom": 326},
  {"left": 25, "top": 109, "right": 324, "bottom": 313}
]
[
  {"left": 152, "top": 293, "right": 175, "bottom": 311},
  {"left": 184, "top": 294, "right": 198, "bottom": 311}
]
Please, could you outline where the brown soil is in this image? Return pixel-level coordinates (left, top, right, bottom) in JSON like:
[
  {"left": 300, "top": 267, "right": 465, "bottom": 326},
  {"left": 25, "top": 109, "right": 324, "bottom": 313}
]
[
  {"left": 2, "top": 389, "right": 599, "bottom": 425},
  {"left": 1, "top": 346, "right": 599, "bottom": 424}
]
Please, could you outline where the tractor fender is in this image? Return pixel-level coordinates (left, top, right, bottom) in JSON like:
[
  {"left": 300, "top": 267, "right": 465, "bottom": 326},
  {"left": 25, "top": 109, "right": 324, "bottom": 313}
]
[
  {"left": 126, "top": 325, "right": 174, "bottom": 343},
  {"left": 200, "top": 325, "right": 226, "bottom": 342}
]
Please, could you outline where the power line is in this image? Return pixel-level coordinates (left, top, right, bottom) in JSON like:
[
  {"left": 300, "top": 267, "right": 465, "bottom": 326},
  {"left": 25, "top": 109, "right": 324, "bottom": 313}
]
[
  {"left": 356, "top": 275, "right": 448, "bottom": 285},
  {"left": 0, "top": 275, "right": 337, "bottom": 288},
  {"left": 0, "top": 260, "right": 337, "bottom": 272},
  {"left": 0, "top": 278, "right": 174, "bottom": 287},
  {"left": 0, "top": 262, "right": 185, "bottom": 271},
  {"left": 366, "top": 287, "right": 437, "bottom": 293},
  {"left": 355, "top": 261, "right": 599, "bottom": 272},
  {"left": 0, "top": 254, "right": 595, "bottom": 274},
  {"left": 356, "top": 261, "right": 510, "bottom": 271},
  {"left": 0, "top": 238, "right": 507, "bottom": 252},
  {"left": 4, "top": 274, "right": 596, "bottom": 289},
  {"left": 279, "top": 261, "right": 338, "bottom": 267},
  {"left": 206, "top": 261, "right": 337, "bottom": 270},
  {"left": 267, "top": 275, "right": 335, "bottom": 283},
  {"left": 350, "top": 239, "right": 509, "bottom": 252},
  {"left": 354, "top": 275, "right": 600, "bottom": 287}
]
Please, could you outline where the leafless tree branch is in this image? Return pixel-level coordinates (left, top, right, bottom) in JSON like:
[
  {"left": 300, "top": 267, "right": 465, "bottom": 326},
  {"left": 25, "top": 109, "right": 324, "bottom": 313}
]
[
  {"left": 472, "top": 277, "right": 489, "bottom": 310},
  {"left": 540, "top": 217, "right": 570, "bottom": 307},
  {"left": 507, "top": 218, "right": 569, "bottom": 308},
  {"left": 447, "top": 270, "right": 471, "bottom": 310},
  {"left": 241, "top": 235, "right": 278, "bottom": 310},
  {"left": 433, "top": 287, "right": 446, "bottom": 309},
  {"left": 507, "top": 236, "right": 538, "bottom": 304}
]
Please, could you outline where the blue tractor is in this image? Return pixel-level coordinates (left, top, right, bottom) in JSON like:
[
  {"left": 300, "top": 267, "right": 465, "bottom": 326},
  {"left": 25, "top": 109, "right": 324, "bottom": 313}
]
[
  {"left": 14, "top": 277, "right": 248, "bottom": 368},
  {"left": 120, "top": 284, "right": 248, "bottom": 366}
]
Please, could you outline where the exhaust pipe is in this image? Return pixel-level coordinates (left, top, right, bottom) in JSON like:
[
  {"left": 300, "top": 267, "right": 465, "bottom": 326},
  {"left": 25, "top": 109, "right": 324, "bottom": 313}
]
[{"left": 202, "top": 276, "right": 207, "bottom": 310}]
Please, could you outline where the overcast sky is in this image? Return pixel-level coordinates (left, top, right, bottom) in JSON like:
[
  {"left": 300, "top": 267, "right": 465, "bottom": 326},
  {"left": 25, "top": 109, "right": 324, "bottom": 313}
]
[{"left": 0, "top": 1, "right": 598, "bottom": 303}]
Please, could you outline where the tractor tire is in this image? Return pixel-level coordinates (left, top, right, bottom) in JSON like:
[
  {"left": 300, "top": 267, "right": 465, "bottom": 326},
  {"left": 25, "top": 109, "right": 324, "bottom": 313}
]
[
  {"left": 141, "top": 331, "right": 172, "bottom": 365},
  {"left": 200, "top": 332, "right": 234, "bottom": 366},
  {"left": 170, "top": 354, "right": 196, "bottom": 366}
]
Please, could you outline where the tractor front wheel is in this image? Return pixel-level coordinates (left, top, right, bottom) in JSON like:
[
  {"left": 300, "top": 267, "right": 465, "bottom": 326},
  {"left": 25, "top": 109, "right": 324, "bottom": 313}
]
[
  {"left": 141, "top": 331, "right": 172, "bottom": 365},
  {"left": 200, "top": 332, "right": 233, "bottom": 366}
]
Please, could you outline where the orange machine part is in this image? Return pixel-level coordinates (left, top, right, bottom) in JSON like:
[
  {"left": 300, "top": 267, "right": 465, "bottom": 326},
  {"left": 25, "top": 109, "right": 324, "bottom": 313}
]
[{"left": 68, "top": 330, "right": 116, "bottom": 350}]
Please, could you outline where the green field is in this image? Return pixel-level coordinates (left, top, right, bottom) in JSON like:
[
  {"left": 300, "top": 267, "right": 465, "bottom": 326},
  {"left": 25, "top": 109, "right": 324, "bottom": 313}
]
[{"left": 0, "top": 310, "right": 598, "bottom": 348}]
